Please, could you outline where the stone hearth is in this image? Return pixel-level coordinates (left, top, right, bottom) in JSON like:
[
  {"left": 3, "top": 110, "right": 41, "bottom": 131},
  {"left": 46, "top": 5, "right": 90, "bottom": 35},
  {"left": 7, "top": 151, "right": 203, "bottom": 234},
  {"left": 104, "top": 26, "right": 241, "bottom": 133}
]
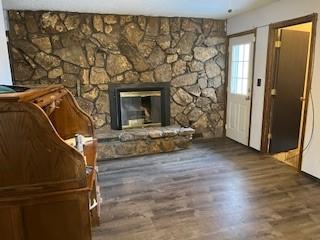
[{"left": 97, "top": 126, "right": 195, "bottom": 160}]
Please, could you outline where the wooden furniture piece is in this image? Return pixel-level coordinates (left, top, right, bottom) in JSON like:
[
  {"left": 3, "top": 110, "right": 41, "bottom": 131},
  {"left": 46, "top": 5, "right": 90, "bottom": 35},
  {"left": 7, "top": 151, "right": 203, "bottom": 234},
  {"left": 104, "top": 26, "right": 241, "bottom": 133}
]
[{"left": 0, "top": 85, "right": 101, "bottom": 240}]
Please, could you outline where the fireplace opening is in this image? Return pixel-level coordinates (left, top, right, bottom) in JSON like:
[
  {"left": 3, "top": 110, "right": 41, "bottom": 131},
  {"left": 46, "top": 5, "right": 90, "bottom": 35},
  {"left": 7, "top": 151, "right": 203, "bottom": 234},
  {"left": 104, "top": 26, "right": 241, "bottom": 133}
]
[
  {"left": 109, "top": 83, "right": 170, "bottom": 130},
  {"left": 120, "top": 91, "right": 161, "bottom": 129}
]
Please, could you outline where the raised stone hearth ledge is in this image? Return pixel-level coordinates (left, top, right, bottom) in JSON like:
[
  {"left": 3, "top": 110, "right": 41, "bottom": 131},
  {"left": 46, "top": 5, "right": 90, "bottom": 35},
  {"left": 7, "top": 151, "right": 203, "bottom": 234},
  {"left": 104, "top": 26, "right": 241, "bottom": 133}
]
[{"left": 97, "top": 126, "right": 195, "bottom": 160}]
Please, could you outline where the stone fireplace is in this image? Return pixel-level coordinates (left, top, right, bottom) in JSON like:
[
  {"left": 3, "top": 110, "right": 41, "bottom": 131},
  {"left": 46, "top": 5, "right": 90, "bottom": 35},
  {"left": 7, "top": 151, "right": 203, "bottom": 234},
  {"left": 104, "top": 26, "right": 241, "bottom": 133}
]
[
  {"left": 101, "top": 82, "right": 193, "bottom": 160},
  {"left": 8, "top": 10, "right": 227, "bottom": 140},
  {"left": 109, "top": 82, "right": 170, "bottom": 129}
]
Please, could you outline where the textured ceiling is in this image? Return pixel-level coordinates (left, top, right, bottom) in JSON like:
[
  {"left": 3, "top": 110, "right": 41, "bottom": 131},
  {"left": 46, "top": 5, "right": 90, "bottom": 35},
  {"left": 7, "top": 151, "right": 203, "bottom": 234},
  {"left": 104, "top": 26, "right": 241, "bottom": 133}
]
[{"left": 2, "top": 0, "right": 279, "bottom": 19}]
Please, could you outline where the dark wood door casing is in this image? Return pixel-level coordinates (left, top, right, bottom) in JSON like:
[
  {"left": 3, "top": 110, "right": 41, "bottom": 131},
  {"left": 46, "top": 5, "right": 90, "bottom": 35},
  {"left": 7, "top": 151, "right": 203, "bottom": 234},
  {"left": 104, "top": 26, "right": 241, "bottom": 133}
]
[{"left": 260, "top": 14, "right": 317, "bottom": 163}]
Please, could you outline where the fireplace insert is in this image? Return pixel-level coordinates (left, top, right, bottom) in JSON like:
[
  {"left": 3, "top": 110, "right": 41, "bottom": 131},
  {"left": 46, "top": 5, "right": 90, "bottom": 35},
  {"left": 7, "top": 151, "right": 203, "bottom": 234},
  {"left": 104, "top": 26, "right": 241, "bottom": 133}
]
[{"left": 109, "top": 83, "right": 170, "bottom": 130}]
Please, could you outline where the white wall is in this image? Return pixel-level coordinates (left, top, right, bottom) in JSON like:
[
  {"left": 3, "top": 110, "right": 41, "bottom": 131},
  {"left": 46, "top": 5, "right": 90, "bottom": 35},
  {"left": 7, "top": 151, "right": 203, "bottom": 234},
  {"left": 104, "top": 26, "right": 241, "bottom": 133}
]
[
  {"left": 0, "top": 0, "right": 12, "bottom": 85},
  {"left": 227, "top": 0, "right": 320, "bottom": 178},
  {"left": 249, "top": 26, "right": 268, "bottom": 150}
]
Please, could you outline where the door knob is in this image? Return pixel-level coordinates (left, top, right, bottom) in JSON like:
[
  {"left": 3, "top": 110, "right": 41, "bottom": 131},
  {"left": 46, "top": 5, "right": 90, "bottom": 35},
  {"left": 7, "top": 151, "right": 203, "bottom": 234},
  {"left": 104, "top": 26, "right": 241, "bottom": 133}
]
[{"left": 245, "top": 96, "right": 251, "bottom": 101}]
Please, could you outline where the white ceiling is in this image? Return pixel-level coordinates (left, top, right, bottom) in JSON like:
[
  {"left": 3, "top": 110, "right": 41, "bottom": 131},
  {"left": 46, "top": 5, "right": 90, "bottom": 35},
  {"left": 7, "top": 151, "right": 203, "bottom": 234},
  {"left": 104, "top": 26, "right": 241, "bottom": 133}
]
[{"left": 2, "top": 0, "right": 279, "bottom": 19}]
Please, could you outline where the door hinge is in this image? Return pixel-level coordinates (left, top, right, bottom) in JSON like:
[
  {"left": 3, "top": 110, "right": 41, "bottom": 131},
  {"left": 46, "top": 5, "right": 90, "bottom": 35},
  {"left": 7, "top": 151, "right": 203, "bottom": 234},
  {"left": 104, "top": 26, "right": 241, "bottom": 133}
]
[
  {"left": 267, "top": 133, "right": 272, "bottom": 140},
  {"left": 275, "top": 40, "right": 281, "bottom": 48},
  {"left": 271, "top": 88, "right": 277, "bottom": 96},
  {"left": 253, "top": 36, "right": 256, "bottom": 43},
  {"left": 225, "top": 124, "right": 228, "bottom": 130}
]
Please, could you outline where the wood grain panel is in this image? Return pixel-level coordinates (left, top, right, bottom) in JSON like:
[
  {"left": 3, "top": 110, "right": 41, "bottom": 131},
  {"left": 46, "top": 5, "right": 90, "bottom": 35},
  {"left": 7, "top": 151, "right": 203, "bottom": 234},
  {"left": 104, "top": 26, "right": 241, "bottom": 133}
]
[
  {"left": 0, "top": 102, "right": 86, "bottom": 191},
  {"left": 93, "top": 139, "right": 320, "bottom": 240},
  {"left": 23, "top": 200, "right": 84, "bottom": 240},
  {"left": 0, "top": 207, "right": 24, "bottom": 240},
  {"left": 0, "top": 85, "right": 99, "bottom": 239},
  {"left": 50, "top": 90, "right": 94, "bottom": 140}
]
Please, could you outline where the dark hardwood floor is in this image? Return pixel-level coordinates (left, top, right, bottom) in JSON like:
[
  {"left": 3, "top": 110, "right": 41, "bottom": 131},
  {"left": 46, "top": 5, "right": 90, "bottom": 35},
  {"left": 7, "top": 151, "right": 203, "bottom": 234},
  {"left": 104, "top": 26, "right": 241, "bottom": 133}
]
[{"left": 93, "top": 138, "right": 320, "bottom": 240}]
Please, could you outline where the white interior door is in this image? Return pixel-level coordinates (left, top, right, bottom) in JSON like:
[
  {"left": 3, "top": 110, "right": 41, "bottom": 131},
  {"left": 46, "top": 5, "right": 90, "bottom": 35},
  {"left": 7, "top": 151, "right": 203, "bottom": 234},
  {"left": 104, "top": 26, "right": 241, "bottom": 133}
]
[{"left": 226, "top": 34, "right": 255, "bottom": 146}]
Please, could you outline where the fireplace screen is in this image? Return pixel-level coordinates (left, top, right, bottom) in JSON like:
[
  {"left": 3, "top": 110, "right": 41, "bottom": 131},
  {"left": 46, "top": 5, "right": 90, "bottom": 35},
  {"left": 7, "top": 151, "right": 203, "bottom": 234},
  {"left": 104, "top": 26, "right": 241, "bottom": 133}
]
[
  {"left": 120, "top": 91, "right": 161, "bottom": 129},
  {"left": 109, "top": 82, "right": 170, "bottom": 130}
]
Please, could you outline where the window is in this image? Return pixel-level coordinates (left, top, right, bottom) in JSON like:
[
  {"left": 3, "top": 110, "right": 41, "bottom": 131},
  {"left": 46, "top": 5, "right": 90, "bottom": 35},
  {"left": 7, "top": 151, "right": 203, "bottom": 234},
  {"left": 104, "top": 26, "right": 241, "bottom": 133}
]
[{"left": 230, "top": 44, "right": 251, "bottom": 95}]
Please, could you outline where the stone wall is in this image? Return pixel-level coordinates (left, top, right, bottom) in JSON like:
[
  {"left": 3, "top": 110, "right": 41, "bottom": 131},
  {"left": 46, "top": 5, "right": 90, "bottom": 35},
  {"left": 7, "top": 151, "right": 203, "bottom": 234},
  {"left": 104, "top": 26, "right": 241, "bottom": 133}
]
[{"left": 8, "top": 11, "right": 226, "bottom": 138}]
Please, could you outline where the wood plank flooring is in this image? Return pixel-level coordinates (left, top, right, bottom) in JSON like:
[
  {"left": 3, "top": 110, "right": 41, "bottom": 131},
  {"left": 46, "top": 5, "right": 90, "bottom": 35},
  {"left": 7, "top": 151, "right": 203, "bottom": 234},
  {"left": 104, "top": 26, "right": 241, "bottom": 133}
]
[{"left": 93, "top": 138, "right": 320, "bottom": 240}]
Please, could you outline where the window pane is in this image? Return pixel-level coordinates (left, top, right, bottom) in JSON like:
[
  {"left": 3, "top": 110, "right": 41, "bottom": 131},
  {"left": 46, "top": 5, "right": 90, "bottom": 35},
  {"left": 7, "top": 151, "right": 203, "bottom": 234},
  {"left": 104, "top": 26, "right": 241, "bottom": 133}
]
[
  {"left": 244, "top": 44, "right": 250, "bottom": 61},
  {"left": 230, "top": 43, "right": 251, "bottom": 95},
  {"left": 239, "top": 45, "right": 244, "bottom": 62},
  {"left": 232, "top": 46, "right": 239, "bottom": 62},
  {"left": 243, "top": 62, "right": 249, "bottom": 79},
  {"left": 231, "top": 61, "right": 237, "bottom": 93},
  {"left": 237, "top": 78, "right": 242, "bottom": 94},
  {"left": 238, "top": 62, "right": 244, "bottom": 79},
  {"left": 232, "top": 61, "right": 238, "bottom": 79}
]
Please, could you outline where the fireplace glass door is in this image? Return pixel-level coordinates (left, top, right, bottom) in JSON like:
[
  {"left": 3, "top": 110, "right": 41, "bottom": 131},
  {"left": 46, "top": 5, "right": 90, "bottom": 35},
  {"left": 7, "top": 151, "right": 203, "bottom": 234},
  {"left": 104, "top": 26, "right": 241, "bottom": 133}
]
[{"left": 120, "top": 91, "right": 161, "bottom": 129}]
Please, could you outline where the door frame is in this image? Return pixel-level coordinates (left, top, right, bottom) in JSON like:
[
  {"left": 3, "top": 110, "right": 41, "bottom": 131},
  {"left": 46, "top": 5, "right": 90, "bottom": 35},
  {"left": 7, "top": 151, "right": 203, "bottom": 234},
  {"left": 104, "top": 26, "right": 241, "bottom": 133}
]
[
  {"left": 261, "top": 14, "right": 318, "bottom": 170},
  {"left": 225, "top": 29, "right": 257, "bottom": 145}
]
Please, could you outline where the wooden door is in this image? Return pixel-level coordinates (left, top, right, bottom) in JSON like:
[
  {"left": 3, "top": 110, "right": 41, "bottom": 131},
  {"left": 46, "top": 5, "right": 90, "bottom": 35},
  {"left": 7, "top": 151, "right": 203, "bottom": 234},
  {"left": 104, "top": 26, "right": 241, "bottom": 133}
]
[
  {"left": 226, "top": 34, "right": 255, "bottom": 145},
  {"left": 269, "top": 29, "right": 310, "bottom": 153}
]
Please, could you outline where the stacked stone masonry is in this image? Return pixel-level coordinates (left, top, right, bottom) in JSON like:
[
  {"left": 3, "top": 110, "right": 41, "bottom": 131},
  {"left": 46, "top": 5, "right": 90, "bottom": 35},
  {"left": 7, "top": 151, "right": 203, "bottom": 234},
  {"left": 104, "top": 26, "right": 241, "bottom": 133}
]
[
  {"left": 8, "top": 11, "right": 226, "bottom": 138},
  {"left": 97, "top": 126, "right": 195, "bottom": 159}
]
